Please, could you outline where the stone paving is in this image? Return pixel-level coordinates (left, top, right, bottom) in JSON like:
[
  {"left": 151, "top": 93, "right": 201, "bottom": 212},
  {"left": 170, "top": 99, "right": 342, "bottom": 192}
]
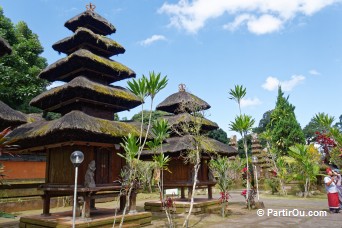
[{"left": 0, "top": 192, "right": 341, "bottom": 227}]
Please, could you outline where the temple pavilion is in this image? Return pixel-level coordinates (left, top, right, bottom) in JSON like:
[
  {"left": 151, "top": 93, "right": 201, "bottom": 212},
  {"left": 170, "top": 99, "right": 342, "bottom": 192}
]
[
  {"left": 141, "top": 84, "right": 237, "bottom": 200},
  {"left": 8, "top": 6, "right": 143, "bottom": 218}
]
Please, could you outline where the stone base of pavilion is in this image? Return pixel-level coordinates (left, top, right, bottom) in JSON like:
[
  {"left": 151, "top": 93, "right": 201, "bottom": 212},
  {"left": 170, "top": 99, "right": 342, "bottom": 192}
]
[
  {"left": 19, "top": 209, "right": 152, "bottom": 228},
  {"left": 144, "top": 198, "right": 221, "bottom": 215}
]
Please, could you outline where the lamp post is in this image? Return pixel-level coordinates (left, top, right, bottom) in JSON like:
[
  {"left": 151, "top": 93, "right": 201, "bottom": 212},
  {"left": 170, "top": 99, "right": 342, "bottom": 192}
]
[
  {"left": 252, "top": 155, "right": 260, "bottom": 201},
  {"left": 70, "top": 150, "right": 84, "bottom": 228}
]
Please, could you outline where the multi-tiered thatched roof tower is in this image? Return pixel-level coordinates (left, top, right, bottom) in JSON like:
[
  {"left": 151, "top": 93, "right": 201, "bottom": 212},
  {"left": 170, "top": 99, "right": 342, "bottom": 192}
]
[
  {"left": 8, "top": 5, "right": 142, "bottom": 217},
  {"left": 141, "top": 84, "right": 237, "bottom": 200}
]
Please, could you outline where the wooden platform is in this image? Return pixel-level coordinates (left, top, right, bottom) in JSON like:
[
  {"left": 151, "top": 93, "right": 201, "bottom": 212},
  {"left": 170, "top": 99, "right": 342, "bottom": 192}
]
[
  {"left": 19, "top": 208, "right": 152, "bottom": 228},
  {"left": 144, "top": 198, "right": 221, "bottom": 215}
]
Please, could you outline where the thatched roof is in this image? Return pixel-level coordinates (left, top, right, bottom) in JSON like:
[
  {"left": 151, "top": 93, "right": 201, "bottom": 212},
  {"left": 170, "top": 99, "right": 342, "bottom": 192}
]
[
  {"left": 157, "top": 91, "right": 210, "bottom": 114},
  {"left": 52, "top": 27, "right": 125, "bottom": 58},
  {"left": 7, "top": 110, "right": 145, "bottom": 149},
  {"left": 30, "top": 76, "right": 141, "bottom": 113},
  {"left": 141, "top": 135, "right": 237, "bottom": 157},
  {"left": 65, "top": 10, "right": 116, "bottom": 36},
  {"left": 0, "top": 37, "right": 12, "bottom": 57},
  {"left": 0, "top": 100, "right": 27, "bottom": 129},
  {"left": 161, "top": 113, "right": 218, "bottom": 132},
  {"left": 39, "top": 49, "right": 135, "bottom": 84}
]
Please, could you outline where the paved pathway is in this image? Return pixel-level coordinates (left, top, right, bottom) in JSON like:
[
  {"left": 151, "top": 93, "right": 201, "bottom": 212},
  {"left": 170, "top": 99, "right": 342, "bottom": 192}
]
[{"left": 0, "top": 192, "right": 341, "bottom": 227}]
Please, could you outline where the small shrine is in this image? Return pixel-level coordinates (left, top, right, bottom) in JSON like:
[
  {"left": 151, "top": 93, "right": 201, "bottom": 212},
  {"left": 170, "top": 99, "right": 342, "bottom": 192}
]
[
  {"left": 8, "top": 4, "right": 146, "bottom": 222},
  {"left": 141, "top": 84, "right": 237, "bottom": 203}
]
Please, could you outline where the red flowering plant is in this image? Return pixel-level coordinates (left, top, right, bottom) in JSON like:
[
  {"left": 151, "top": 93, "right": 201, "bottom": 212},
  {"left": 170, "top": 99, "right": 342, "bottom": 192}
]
[
  {"left": 240, "top": 166, "right": 256, "bottom": 207},
  {"left": 219, "top": 191, "right": 231, "bottom": 204},
  {"left": 315, "top": 131, "right": 337, "bottom": 164}
]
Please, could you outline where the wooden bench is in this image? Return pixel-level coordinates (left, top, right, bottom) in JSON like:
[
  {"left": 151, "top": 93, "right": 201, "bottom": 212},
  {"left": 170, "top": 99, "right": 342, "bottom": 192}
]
[{"left": 39, "top": 184, "right": 122, "bottom": 218}]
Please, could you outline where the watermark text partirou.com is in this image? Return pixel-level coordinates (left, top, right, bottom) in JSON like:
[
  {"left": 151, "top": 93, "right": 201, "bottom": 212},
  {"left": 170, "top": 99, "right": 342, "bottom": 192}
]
[{"left": 257, "top": 209, "right": 327, "bottom": 217}]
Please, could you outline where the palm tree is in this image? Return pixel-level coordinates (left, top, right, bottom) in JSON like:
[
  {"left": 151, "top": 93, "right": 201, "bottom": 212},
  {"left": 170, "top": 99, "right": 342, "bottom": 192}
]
[
  {"left": 229, "top": 114, "right": 255, "bottom": 209},
  {"left": 313, "top": 112, "right": 335, "bottom": 132},
  {"left": 286, "top": 144, "right": 320, "bottom": 197},
  {"left": 228, "top": 85, "right": 246, "bottom": 115}
]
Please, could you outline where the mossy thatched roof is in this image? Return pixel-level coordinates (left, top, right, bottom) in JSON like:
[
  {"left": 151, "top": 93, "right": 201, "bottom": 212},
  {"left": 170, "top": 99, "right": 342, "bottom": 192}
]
[
  {"left": 65, "top": 10, "right": 116, "bottom": 35},
  {"left": 161, "top": 113, "right": 218, "bottom": 132},
  {"left": 52, "top": 27, "right": 125, "bottom": 58},
  {"left": 30, "top": 76, "right": 141, "bottom": 113},
  {"left": 39, "top": 49, "right": 135, "bottom": 84},
  {"left": 141, "top": 134, "right": 237, "bottom": 157},
  {"left": 0, "top": 37, "right": 12, "bottom": 57},
  {"left": 0, "top": 100, "right": 27, "bottom": 129},
  {"left": 157, "top": 91, "right": 210, "bottom": 114},
  {"left": 7, "top": 110, "right": 145, "bottom": 149}
]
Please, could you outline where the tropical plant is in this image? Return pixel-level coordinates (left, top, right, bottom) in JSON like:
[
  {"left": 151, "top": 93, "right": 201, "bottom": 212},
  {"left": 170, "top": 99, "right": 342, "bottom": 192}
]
[
  {"left": 312, "top": 113, "right": 335, "bottom": 132},
  {"left": 116, "top": 72, "right": 168, "bottom": 228},
  {"left": 228, "top": 84, "right": 255, "bottom": 209},
  {"left": 209, "top": 156, "right": 232, "bottom": 217},
  {"left": 230, "top": 115, "right": 255, "bottom": 209},
  {"left": 228, "top": 84, "right": 246, "bottom": 115},
  {"left": 285, "top": 144, "right": 320, "bottom": 197}
]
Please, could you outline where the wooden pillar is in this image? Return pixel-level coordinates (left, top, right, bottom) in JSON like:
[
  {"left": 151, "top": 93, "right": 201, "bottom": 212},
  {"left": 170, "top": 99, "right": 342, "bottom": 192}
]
[
  {"left": 90, "top": 199, "right": 96, "bottom": 209},
  {"left": 188, "top": 187, "right": 193, "bottom": 201},
  {"left": 120, "top": 195, "right": 126, "bottom": 211},
  {"left": 208, "top": 186, "right": 213, "bottom": 199},
  {"left": 181, "top": 187, "right": 185, "bottom": 199},
  {"left": 84, "top": 194, "right": 91, "bottom": 218},
  {"left": 41, "top": 192, "right": 51, "bottom": 216},
  {"left": 129, "top": 191, "right": 137, "bottom": 213}
]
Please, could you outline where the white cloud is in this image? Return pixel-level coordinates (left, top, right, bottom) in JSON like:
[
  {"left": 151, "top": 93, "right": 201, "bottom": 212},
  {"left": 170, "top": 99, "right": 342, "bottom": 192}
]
[
  {"left": 262, "top": 75, "right": 305, "bottom": 91},
  {"left": 309, "top": 69, "right": 320, "bottom": 75},
  {"left": 139, "top": 35, "right": 167, "bottom": 46},
  {"left": 159, "top": 0, "right": 341, "bottom": 34},
  {"left": 247, "top": 14, "right": 283, "bottom": 34},
  {"left": 241, "top": 97, "right": 262, "bottom": 107}
]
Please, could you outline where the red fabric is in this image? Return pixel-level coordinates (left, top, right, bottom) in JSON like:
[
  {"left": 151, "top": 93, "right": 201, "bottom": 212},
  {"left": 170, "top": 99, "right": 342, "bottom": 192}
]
[{"left": 327, "top": 192, "right": 340, "bottom": 209}]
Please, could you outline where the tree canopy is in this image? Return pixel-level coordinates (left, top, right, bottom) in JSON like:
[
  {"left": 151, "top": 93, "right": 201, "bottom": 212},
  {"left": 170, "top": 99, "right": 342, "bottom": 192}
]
[
  {"left": 0, "top": 7, "right": 48, "bottom": 113},
  {"left": 206, "top": 128, "right": 229, "bottom": 144},
  {"left": 267, "top": 87, "right": 305, "bottom": 156}
]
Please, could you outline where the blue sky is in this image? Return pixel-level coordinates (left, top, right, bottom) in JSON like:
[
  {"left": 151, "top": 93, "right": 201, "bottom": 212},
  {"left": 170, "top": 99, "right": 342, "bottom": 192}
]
[{"left": 1, "top": 0, "right": 342, "bottom": 137}]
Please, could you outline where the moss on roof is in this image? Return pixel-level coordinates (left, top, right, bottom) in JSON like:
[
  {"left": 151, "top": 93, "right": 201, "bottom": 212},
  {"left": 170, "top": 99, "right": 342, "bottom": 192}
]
[
  {"left": 65, "top": 10, "right": 116, "bottom": 35},
  {"left": 0, "top": 100, "right": 27, "bottom": 129},
  {"left": 157, "top": 91, "right": 211, "bottom": 114},
  {"left": 30, "top": 76, "right": 141, "bottom": 111},
  {"left": 39, "top": 49, "right": 135, "bottom": 83},
  {"left": 7, "top": 111, "right": 147, "bottom": 149},
  {"left": 52, "top": 27, "right": 125, "bottom": 57}
]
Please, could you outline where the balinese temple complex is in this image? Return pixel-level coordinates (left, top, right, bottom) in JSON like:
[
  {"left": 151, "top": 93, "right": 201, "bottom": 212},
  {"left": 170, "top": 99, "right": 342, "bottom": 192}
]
[
  {"left": 8, "top": 5, "right": 143, "bottom": 218},
  {"left": 141, "top": 84, "right": 237, "bottom": 200}
]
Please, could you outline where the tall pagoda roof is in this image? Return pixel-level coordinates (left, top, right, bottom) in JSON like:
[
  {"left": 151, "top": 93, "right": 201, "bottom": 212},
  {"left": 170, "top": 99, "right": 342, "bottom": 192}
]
[
  {"left": 157, "top": 85, "right": 210, "bottom": 114},
  {"left": 38, "top": 49, "right": 135, "bottom": 83},
  {"left": 141, "top": 135, "right": 237, "bottom": 157},
  {"left": 0, "top": 100, "right": 27, "bottom": 129},
  {"left": 30, "top": 76, "right": 141, "bottom": 113},
  {"left": 52, "top": 28, "right": 125, "bottom": 58},
  {"left": 65, "top": 10, "right": 116, "bottom": 36},
  {"left": 0, "top": 37, "right": 12, "bottom": 57},
  {"left": 7, "top": 111, "right": 145, "bottom": 149},
  {"left": 162, "top": 113, "right": 218, "bottom": 132}
]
